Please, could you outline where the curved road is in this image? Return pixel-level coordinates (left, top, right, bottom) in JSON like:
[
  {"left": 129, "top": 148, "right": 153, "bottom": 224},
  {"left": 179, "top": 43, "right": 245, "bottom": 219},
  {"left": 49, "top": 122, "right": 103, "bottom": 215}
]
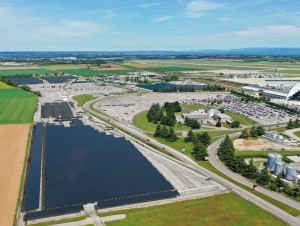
[{"left": 84, "top": 99, "right": 300, "bottom": 225}]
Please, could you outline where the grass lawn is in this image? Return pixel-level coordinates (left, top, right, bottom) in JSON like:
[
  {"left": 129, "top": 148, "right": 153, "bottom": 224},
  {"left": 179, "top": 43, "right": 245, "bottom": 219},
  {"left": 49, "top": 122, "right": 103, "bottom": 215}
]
[
  {"left": 100, "top": 193, "right": 285, "bottom": 226},
  {"left": 0, "top": 81, "right": 13, "bottom": 89},
  {"left": 294, "top": 131, "right": 300, "bottom": 138},
  {"left": 0, "top": 88, "right": 37, "bottom": 124},
  {"left": 225, "top": 111, "right": 257, "bottom": 126},
  {"left": 181, "top": 104, "right": 207, "bottom": 113},
  {"left": 206, "top": 130, "right": 238, "bottom": 137},
  {"left": 147, "top": 133, "right": 193, "bottom": 154},
  {"left": 73, "top": 94, "right": 97, "bottom": 107},
  {"left": 42, "top": 64, "right": 87, "bottom": 70},
  {"left": 0, "top": 69, "right": 52, "bottom": 76},
  {"left": 133, "top": 111, "right": 190, "bottom": 132},
  {"left": 58, "top": 68, "right": 138, "bottom": 76},
  {"left": 29, "top": 216, "right": 87, "bottom": 226}
]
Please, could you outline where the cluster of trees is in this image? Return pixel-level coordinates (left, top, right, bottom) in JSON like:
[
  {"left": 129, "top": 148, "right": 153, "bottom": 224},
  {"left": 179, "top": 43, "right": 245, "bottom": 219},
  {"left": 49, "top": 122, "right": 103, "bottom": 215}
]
[
  {"left": 184, "top": 118, "right": 200, "bottom": 129},
  {"left": 287, "top": 118, "right": 300, "bottom": 129},
  {"left": 240, "top": 126, "right": 265, "bottom": 139},
  {"left": 204, "top": 84, "right": 226, "bottom": 92},
  {"left": 146, "top": 102, "right": 181, "bottom": 126},
  {"left": 154, "top": 124, "right": 178, "bottom": 142},
  {"left": 218, "top": 135, "right": 300, "bottom": 199},
  {"left": 266, "top": 101, "right": 300, "bottom": 115},
  {"left": 185, "top": 130, "right": 211, "bottom": 160},
  {"left": 20, "top": 85, "right": 41, "bottom": 97},
  {"left": 165, "top": 74, "right": 179, "bottom": 82},
  {"left": 231, "top": 90, "right": 269, "bottom": 102},
  {"left": 153, "top": 86, "right": 196, "bottom": 93}
]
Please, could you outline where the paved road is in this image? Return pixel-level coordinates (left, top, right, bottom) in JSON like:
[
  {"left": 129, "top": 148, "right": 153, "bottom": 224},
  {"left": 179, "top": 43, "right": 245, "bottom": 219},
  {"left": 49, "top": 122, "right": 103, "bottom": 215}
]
[
  {"left": 283, "top": 128, "right": 300, "bottom": 142},
  {"left": 84, "top": 99, "right": 300, "bottom": 226}
]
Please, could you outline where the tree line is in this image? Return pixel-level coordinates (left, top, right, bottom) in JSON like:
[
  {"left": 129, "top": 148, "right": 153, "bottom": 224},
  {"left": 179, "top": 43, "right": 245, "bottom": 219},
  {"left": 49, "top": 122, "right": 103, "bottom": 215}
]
[
  {"left": 287, "top": 118, "right": 300, "bottom": 129},
  {"left": 240, "top": 126, "right": 265, "bottom": 139},
  {"left": 231, "top": 90, "right": 269, "bottom": 102},
  {"left": 266, "top": 101, "right": 300, "bottom": 115}
]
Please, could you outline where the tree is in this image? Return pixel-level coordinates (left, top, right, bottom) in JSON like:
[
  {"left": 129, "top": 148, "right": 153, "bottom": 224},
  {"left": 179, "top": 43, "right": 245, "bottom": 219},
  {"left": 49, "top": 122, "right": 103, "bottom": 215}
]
[
  {"left": 195, "top": 132, "right": 211, "bottom": 147},
  {"left": 240, "top": 129, "right": 250, "bottom": 139},
  {"left": 250, "top": 126, "right": 258, "bottom": 138},
  {"left": 216, "top": 120, "right": 222, "bottom": 127},
  {"left": 256, "top": 166, "right": 270, "bottom": 186},
  {"left": 184, "top": 129, "right": 195, "bottom": 143},
  {"left": 217, "top": 135, "right": 235, "bottom": 163},
  {"left": 192, "top": 142, "right": 208, "bottom": 161},
  {"left": 154, "top": 124, "right": 162, "bottom": 137},
  {"left": 275, "top": 174, "right": 286, "bottom": 191},
  {"left": 230, "top": 121, "right": 240, "bottom": 128},
  {"left": 242, "top": 158, "right": 257, "bottom": 179},
  {"left": 161, "top": 125, "right": 169, "bottom": 139},
  {"left": 166, "top": 127, "right": 178, "bottom": 142},
  {"left": 256, "top": 125, "right": 265, "bottom": 136}
]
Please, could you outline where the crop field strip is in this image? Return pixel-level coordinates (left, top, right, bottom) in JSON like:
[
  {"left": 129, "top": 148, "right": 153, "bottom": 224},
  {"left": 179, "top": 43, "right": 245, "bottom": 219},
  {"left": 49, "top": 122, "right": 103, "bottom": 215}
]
[
  {"left": 0, "top": 88, "right": 37, "bottom": 124},
  {"left": 56, "top": 68, "right": 138, "bottom": 76},
  {"left": 25, "top": 124, "right": 178, "bottom": 220},
  {"left": 0, "top": 69, "right": 53, "bottom": 77}
]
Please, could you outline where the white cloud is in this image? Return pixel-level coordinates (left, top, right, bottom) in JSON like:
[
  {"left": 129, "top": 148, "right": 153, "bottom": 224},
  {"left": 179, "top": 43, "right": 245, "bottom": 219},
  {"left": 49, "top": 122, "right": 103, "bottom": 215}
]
[
  {"left": 234, "top": 25, "right": 300, "bottom": 37},
  {"left": 185, "top": 0, "right": 226, "bottom": 18},
  {"left": 220, "top": 16, "right": 230, "bottom": 23},
  {"left": 102, "top": 9, "right": 114, "bottom": 19},
  {"left": 140, "top": 2, "right": 161, "bottom": 9},
  {"left": 153, "top": 16, "right": 173, "bottom": 23},
  {"left": 39, "top": 20, "right": 108, "bottom": 38}
]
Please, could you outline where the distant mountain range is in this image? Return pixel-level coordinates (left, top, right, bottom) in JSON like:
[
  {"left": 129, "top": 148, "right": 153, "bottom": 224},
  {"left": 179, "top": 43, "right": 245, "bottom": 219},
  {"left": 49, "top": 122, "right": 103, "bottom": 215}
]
[{"left": 0, "top": 48, "right": 299, "bottom": 58}]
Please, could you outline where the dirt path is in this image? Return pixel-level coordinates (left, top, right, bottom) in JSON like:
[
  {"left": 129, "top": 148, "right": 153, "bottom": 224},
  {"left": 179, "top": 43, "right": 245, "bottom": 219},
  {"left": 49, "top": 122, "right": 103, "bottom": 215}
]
[{"left": 0, "top": 124, "right": 30, "bottom": 226}]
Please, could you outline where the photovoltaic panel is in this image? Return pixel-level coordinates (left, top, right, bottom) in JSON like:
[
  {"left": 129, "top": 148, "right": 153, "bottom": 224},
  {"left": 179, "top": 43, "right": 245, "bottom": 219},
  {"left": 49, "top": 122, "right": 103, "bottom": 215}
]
[
  {"left": 8, "top": 77, "right": 43, "bottom": 85},
  {"left": 24, "top": 123, "right": 43, "bottom": 210},
  {"left": 25, "top": 124, "right": 178, "bottom": 220}
]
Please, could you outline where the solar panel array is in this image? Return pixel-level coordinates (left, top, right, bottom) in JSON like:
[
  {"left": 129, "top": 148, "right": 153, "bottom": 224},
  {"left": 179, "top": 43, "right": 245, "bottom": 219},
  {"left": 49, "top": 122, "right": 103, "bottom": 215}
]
[
  {"left": 41, "top": 76, "right": 75, "bottom": 83},
  {"left": 8, "top": 77, "right": 43, "bottom": 85},
  {"left": 25, "top": 124, "right": 179, "bottom": 220},
  {"left": 41, "top": 102, "right": 74, "bottom": 119},
  {"left": 24, "top": 123, "right": 43, "bottom": 210}
]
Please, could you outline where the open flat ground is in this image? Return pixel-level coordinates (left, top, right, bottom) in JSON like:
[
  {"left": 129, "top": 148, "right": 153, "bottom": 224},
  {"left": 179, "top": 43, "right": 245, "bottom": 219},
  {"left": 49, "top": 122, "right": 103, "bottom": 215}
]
[
  {"left": 0, "top": 81, "right": 13, "bottom": 89},
  {"left": 0, "top": 124, "right": 30, "bottom": 226},
  {"left": 123, "top": 59, "right": 300, "bottom": 76},
  {"left": 101, "top": 193, "right": 285, "bottom": 226}
]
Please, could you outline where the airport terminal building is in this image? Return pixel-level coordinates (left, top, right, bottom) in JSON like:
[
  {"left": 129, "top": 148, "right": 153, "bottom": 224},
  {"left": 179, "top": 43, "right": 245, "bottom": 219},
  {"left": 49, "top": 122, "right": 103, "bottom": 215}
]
[{"left": 243, "top": 83, "right": 300, "bottom": 100}]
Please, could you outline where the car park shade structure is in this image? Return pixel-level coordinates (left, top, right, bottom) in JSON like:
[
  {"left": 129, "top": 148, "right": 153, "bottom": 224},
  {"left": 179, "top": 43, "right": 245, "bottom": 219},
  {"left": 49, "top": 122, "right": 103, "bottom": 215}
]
[
  {"left": 8, "top": 77, "right": 43, "bottom": 85},
  {"left": 41, "top": 76, "right": 75, "bottom": 83},
  {"left": 41, "top": 102, "right": 74, "bottom": 119},
  {"left": 25, "top": 124, "right": 178, "bottom": 220}
]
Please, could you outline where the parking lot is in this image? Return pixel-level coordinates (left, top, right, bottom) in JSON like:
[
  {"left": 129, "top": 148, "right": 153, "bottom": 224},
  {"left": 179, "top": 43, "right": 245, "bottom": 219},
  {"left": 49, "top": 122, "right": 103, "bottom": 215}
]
[
  {"left": 180, "top": 94, "right": 241, "bottom": 106},
  {"left": 95, "top": 92, "right": 229, "bottom": 123},
  {"left": 222, "top": 103, "right": 295, "bottom": 125}
]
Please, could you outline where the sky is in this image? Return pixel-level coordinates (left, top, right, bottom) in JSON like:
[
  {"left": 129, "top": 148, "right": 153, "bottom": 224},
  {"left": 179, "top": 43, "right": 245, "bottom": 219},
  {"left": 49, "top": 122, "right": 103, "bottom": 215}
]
[{"left": 0, "top": 0, "right": 300, "bottom": 51}]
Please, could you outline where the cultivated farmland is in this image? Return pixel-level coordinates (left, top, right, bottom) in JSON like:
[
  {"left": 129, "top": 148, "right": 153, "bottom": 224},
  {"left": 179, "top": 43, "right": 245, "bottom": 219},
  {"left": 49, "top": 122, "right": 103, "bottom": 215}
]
[
  {"left": 0, "top": 69, "right": 53, "bottom": 77},
  {"left": 57, "top": 68, "right": 138, "bottom": 76},
  {"left": 0, "top": 124, "right": 30, "bottom": 226},
  {"left": 0, "top": 88, "right": 37, "bottom": 124}
]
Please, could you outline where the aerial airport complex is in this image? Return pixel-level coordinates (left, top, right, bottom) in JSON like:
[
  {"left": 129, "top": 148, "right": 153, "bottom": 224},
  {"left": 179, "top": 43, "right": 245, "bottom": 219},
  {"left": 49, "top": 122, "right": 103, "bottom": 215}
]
[{"left": 1, "top": 55, "right": 300, "bottom": 226}]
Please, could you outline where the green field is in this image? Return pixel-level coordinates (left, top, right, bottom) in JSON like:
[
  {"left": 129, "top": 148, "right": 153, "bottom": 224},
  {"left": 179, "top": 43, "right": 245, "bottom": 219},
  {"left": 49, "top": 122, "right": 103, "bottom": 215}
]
[
  {"left": 99, "top": 193, "right": 284, "bottom": 226},
  {"left": 58, "top": 68, "right": 138, "bottom": 76},
  {"left": 225, "top": 111, "right": 257, "bottom": 126},
  {"left": 181, "top": 104, "right": 207, "bottom": 113},
  {"left": 0, "top": 88, "right": 37, "bottom": 124},
  {"left": 148, "top": 133, "right": 194, "bottom": 154},
  {"left": 0, "top": 69, "right": 52, "bottom": 77},
  {"left": 124, "top": 59, "right": 300, "bottom": 77},
  {"left": 0, "top": 81, "right": 13, "bottom": 89},
  {"left": 144, "top": 66, "right": 207, "bottom": 72},
  {"left": 206, "top": 130, "right": 239, "bottom": 137},
  {"left": 133, "top": 111, "right": 190, "bottom": 132},
  {"left": 73, "top": 94, "right": 97, "bottom": 107}
]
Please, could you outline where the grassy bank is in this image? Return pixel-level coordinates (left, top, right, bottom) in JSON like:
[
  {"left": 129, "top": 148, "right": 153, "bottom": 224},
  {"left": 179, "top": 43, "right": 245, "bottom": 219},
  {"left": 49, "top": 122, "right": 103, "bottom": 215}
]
[
  {"left": 73, "top": 94, "right": 97, "bottom": 107},
  {"left": 99, "top": 193, "right": 285, "bottom": 226}
]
